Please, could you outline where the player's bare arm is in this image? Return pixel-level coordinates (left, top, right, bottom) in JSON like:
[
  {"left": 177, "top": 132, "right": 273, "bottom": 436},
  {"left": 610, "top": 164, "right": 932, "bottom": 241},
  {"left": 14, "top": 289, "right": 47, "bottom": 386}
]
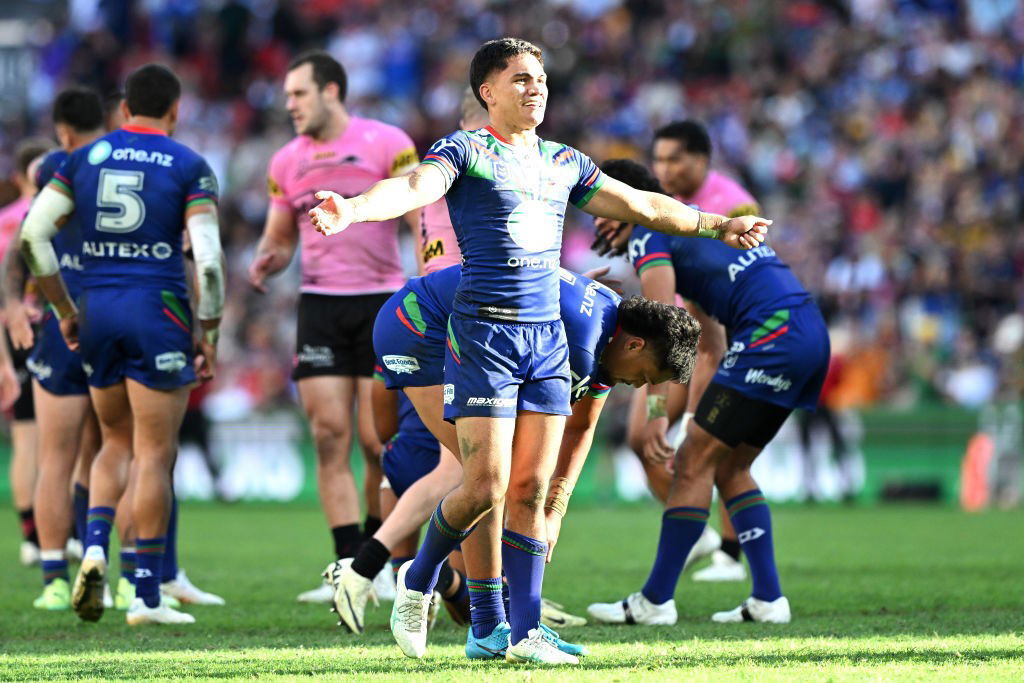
[
  {"left": 583, "top": 176, "right": 770, "bottom": 250},
  {"left": 637, "top": 263, "right": 680, "bottom": 464},
  {"left": 683, "top": 300, "right": 726, "bottom": 409},
  {"left": 545, "top": 393, "right": 608, "bottom": 561},
  {"left": 308, "top": 163, "right": 448, "bottom": 236},
  {"left": 1, "top": 226, "right": 38, "bottom": 350},
  {"left": 249, "top": 204, "right": 298, "bottom": 292}
]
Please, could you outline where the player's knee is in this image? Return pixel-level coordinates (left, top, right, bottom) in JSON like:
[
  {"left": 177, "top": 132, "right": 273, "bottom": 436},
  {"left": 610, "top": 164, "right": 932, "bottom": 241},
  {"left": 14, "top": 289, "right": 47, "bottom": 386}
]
[
  {"left": 309, "top": 416, "right": 352, "bottom": 457},
  {"left": 506, "top": 474, "right": 546, "bottom": 514},
  {"left": 461, "top": 479, "right": 505, "bottom": 518}
]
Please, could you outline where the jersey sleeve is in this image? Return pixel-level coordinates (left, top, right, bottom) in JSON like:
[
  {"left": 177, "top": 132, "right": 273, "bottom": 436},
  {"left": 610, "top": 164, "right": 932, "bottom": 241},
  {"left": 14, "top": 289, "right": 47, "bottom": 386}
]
[
  {"left": 420, "top": 132, "right": 470, "bottom": 190},
  {"left": 567, "top": 148, "right": 605, "bottom": 208},
  {"left": 35, "top": 152, "right": 63, "bottom": 190},
  {"left": 588, "top": 376, "right": 612, "bottom": 399},
  {"left": 627, "top": 226, "right": 673, "bottom": 276},
  {"left": 185, "top": 157, "right": 219, "bottom": 210},
  {"left": 47, "top": 153, "right": 78, "bottom": 198},
  {"left": 266, "top": 148, "right": 290, "bottom": 211},
  {"left": 384, "top": 126, "right": 420, "bottom": 178}
]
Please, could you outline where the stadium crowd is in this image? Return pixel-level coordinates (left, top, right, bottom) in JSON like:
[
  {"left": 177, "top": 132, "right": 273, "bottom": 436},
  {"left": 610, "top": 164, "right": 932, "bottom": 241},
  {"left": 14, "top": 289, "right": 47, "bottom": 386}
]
[{"left": 1, "top": 0, "right": 1022, "bottom": 416}]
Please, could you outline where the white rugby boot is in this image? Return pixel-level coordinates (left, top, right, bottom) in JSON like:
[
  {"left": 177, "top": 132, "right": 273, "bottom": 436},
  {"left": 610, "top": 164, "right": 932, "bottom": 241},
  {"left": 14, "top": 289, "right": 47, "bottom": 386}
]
[
  {"left": 684, "top": 526, "right": 722, "bottom": 570},
  {"left": 587, "top": 591, "right": 677, "bottom": 626},
  {"left": 389, "top": 560, "right": 432, "bottom": 658},
  {"left": 126, "top": 596, "right": 196, "bottom": 625},
  {"left": 327, "top": 558, "right": 376, "bottom": 634},
  {"left": 712, "top": 596, "right": 791, "bottom": 624},
  {"left": 161, "top": 569, "right": 226, "bottom": 605},
  {"left": 693, "top": 549, "right": 747, "bottom": 582},
  {"left": 505, "top": 627, "right": 579, "bottom": 665}
]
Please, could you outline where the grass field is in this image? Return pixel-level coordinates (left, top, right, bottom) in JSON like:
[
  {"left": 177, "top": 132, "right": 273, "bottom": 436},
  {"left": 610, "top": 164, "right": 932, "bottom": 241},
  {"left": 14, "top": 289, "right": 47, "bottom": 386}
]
[{"left": 1, "top": 503, "right": 1022, "bottom": 680}]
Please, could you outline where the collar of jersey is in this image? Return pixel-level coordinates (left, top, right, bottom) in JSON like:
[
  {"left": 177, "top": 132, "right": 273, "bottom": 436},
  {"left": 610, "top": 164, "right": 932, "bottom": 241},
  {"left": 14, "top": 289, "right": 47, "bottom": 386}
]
[
  {"left": 484, "top": 125, "right": 539, "bottom": 152},
  {"left": 122, "top": 124, "right": 167, "bottom": 136}
]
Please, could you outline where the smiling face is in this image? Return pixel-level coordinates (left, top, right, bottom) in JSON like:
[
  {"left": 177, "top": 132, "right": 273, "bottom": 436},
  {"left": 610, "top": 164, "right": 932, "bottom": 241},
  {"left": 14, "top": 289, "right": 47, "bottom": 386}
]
[
  {"left": 284, "top": 63, "right": 333, "bottom": 138},
  {"left": 479, "top": 53, "right": 548, "bottom": 132}
]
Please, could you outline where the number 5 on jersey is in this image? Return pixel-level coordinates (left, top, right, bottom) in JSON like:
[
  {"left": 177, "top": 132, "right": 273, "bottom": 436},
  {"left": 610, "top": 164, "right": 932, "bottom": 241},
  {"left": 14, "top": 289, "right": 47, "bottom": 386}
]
[{"left": 96, "top": 169, "right": 145, "bottom": 233}]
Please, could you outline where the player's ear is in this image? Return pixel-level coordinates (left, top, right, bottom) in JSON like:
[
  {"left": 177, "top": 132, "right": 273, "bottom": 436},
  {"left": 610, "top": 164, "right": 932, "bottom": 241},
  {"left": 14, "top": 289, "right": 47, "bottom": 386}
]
[
  {"left": 626, "top": 336, "right": 646, "bottom": 353},
  {"left": 119, "top": 99, "right": 131, "bottom": 123},
  {"left": 479, "top": 83, "right": 494, "bottom": 109}
]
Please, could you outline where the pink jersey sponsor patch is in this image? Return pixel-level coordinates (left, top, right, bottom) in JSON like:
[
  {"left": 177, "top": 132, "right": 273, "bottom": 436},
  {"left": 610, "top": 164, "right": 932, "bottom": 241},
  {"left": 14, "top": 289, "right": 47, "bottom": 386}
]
[
  {"left": 267, "top": 116, "right": 419, "bottom": 295},
  {"left": 419, "top": 198, "right": 462, "bottom": 274},
  {"left": 679, "top": 170, "right": 759, "bottom": 217}
]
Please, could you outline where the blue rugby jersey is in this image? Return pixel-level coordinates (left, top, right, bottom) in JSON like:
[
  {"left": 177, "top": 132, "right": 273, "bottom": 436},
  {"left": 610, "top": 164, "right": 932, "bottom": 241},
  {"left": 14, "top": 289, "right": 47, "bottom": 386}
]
[
  {"left": 420, "top": 126, "right": 604, "bottom": 323},
  {"left": 627, "top": 225, "right": 810, "bottom": 329},
  {"left": 48, "top": 125, "right": 218, "bottom": 297}
]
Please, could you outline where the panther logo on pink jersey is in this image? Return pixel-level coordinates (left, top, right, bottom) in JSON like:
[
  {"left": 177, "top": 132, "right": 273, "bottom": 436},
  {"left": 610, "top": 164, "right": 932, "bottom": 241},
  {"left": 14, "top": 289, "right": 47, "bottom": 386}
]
[
  {"left": 267, "top": 116, "right": 419, "bottom": 295},
  {"left": 419, "top": 198, "right": 463, "bottom": 274}
]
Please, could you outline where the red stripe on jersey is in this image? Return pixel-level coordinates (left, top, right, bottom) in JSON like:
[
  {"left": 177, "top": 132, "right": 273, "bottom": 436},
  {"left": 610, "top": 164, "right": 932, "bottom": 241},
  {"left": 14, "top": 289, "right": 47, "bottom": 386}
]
[
  {"left": 485, "top": 125, "right": 511, "bottom": 144},
  {"left": 395, "top": 307, "right": 425, "bottom": 338},
  {"left": 635, "top": 252, "right": 672, "bottom": 267},
  {"left": 749, "top": 325, "right": 789, "bottom": 348}
]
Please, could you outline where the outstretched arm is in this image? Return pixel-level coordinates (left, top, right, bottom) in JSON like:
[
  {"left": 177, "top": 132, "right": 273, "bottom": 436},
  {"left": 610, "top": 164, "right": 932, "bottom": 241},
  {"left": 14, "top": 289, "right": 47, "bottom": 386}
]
[
  {"left": 308, "top": 164, "right": 449, "bottom": 236},
  {"left": 583, "top": 176, "right": 770, "bottom": 249}
]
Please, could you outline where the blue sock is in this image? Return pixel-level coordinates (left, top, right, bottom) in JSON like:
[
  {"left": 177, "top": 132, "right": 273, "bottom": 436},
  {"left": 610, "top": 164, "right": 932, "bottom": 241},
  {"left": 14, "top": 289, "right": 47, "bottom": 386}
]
[
  {"left": 501, "top": 529, "right": 547, "bottom": 644},
  {"left": 501, "top": 577, "right": 510, "bottom": 616},
  {"left": 468, "top": 577, "right": 505, "bottom": 638},
  {"left": 136, "top": 537, "right": 165, "bottom": 608},
  {"left": 85, "top": 506, "right": 115, "bottom": 559},
  {"left": 72, "top": 484, "right": 88, "bottom": 542},
  {"left": 161, "top": 494, "right": 179, "bottom": 583},
  {"left": 120, "top": 548, "right": 137, "bottom": 584},
  {"left": 40, "top": 550, "right": 69, "bottom": 585},
  {"left": 641, "top": 506, "right": 709, "bottom": 605},
  {"left": 403, "top": 502, "right": 472, "bottom": 593},
  {"left": 727, "top": 489, "right": 782, "bottom": 601}
]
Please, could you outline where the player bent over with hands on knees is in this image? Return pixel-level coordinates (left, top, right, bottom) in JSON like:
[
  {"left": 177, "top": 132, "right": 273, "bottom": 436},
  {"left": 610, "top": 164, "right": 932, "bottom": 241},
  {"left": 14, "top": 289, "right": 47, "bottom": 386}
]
[
  {"left": 586, "top": 159, "right": 829, "bottom": 627},
  {"left": 310, "top": 37, "right": 769, "bottom": 665},
  {"left": 19, "top": 64, "right": 225, "bottom": 626}
]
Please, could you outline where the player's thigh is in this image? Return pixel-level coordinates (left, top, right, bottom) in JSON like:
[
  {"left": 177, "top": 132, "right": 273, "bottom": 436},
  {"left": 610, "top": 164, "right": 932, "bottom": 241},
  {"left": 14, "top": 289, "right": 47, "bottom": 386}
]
[
  {"left": 675, "top": 419, "right": 735, "bottom": 479},
  {"left": 454, "top": 416, "right": 515, "bottom": 496},
  {"left": 89, "top": 382, "right": 133, "bottom": 444},
  {"left": 32, "top": 380, "right": 90, "bottom": 459},
  {"left": 404, "top": 385, "right": 458, "bottom": 455},
  {"left": 298, "top": 375, "right": 356, "bottom": 432},
  {"left": 125, "top": 379, "right": 190, "bottom": 459}
]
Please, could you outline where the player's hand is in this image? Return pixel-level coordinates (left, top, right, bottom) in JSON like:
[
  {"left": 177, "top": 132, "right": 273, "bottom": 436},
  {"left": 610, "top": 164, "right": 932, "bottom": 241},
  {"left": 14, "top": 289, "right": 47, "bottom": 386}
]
[
  {"left": 59, "top": 314, "right": 80, "bottom": 352},
  {"left": 247, "top": 252, "right": 276, "bottom": 293},
  {"left": 0, "top": 361, "right": 20, "bottom": 411},
  {"left": 5, "top": 302, "right": 36, "bottom": 350},
  {"left": 544, "top": 510, "right": 564, "bottom": 563},
  {"left": 308, "top": 191, "right": 355, "bottom": 236},
  {"left": 719, "top": 216, "right": 771, "bottom": 250},
  {"left": 195, "top": 332, "right": 218, "bottom": 383},
  {"left": 581, "top": 265, "right": 624, "bottom": 294},
  {"left": 641, "top": 416, "right": 675, "bottom": 464}
]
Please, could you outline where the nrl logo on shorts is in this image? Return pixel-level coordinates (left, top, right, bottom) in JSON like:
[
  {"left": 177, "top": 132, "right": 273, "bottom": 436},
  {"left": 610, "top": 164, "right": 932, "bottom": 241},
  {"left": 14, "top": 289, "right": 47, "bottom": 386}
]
[
  {"left": 155, "top": 351, "right": 188, "bottom": 372},
  {"left": 383, "top": 355, "right": 420, "bottom": 374},
  {"left": 443, "top": 384, "right": 455, "bottom": 405}
]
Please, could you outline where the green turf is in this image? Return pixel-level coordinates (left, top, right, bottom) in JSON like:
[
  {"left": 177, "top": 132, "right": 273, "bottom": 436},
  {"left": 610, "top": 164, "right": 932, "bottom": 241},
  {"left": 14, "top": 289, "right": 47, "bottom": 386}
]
[{"left": 1, "top": 503, "right": 1021, "bottom": 680}]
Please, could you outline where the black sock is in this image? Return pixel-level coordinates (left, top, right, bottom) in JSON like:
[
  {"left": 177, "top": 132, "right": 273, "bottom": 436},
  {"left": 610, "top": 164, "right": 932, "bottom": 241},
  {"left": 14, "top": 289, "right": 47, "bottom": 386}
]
[
  {"left": 435, "top": 561, "right": 455, "bottom": 598},
  {"left": 351, "top": 537, "right": 390, "bottom": 580},
  {"left": 721, "top": 538, "right": 742, "bottom": 561},
  {"left": 18, "top": 508, "right": 38, "bottom": 545},
  {"left": 362, "top": 515, "right": 382, "bottom": 541},
  {"left": 446, "top": 569, "right": 468, "bottom": 603},
  {"left": 331, "top": 524, "right": 362, "bottom": 560}
]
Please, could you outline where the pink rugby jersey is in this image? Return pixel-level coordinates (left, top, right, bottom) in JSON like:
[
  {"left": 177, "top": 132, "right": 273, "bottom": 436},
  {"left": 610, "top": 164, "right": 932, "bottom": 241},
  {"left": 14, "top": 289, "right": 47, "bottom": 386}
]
[
  {"left": 419, "top": 198, "right": 462, "bottom": 274},
  {"left": 0, "top": 196, "right": 30, "bottom": 263},
  {"left": 679, "top": 169, "right": 760, "bottom": 217},
  {"left": 267, "top": 116, "right": 419, "bottom": 295}
]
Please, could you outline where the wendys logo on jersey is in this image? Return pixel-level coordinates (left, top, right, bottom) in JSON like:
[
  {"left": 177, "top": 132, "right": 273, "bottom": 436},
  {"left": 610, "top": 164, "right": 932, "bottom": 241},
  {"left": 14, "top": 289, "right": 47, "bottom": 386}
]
[
  {"left": 382, "top": 355, "right": 420, "bottom": 374},
  {"left": 744, "top": 368, "right": 792, "bottom": 393}
]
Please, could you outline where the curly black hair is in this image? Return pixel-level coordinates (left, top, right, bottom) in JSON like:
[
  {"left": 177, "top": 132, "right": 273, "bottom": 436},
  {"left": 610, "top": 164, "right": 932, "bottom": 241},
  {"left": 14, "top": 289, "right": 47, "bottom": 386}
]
[{"left": 616, "top": 296, "right": 701, "bottom": 383}]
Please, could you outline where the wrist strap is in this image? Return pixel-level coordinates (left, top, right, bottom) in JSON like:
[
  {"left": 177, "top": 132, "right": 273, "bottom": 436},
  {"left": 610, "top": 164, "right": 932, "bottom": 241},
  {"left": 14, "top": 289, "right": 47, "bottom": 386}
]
[{"left": 545, "top": 477, "right": 573, "bottom": 517}]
